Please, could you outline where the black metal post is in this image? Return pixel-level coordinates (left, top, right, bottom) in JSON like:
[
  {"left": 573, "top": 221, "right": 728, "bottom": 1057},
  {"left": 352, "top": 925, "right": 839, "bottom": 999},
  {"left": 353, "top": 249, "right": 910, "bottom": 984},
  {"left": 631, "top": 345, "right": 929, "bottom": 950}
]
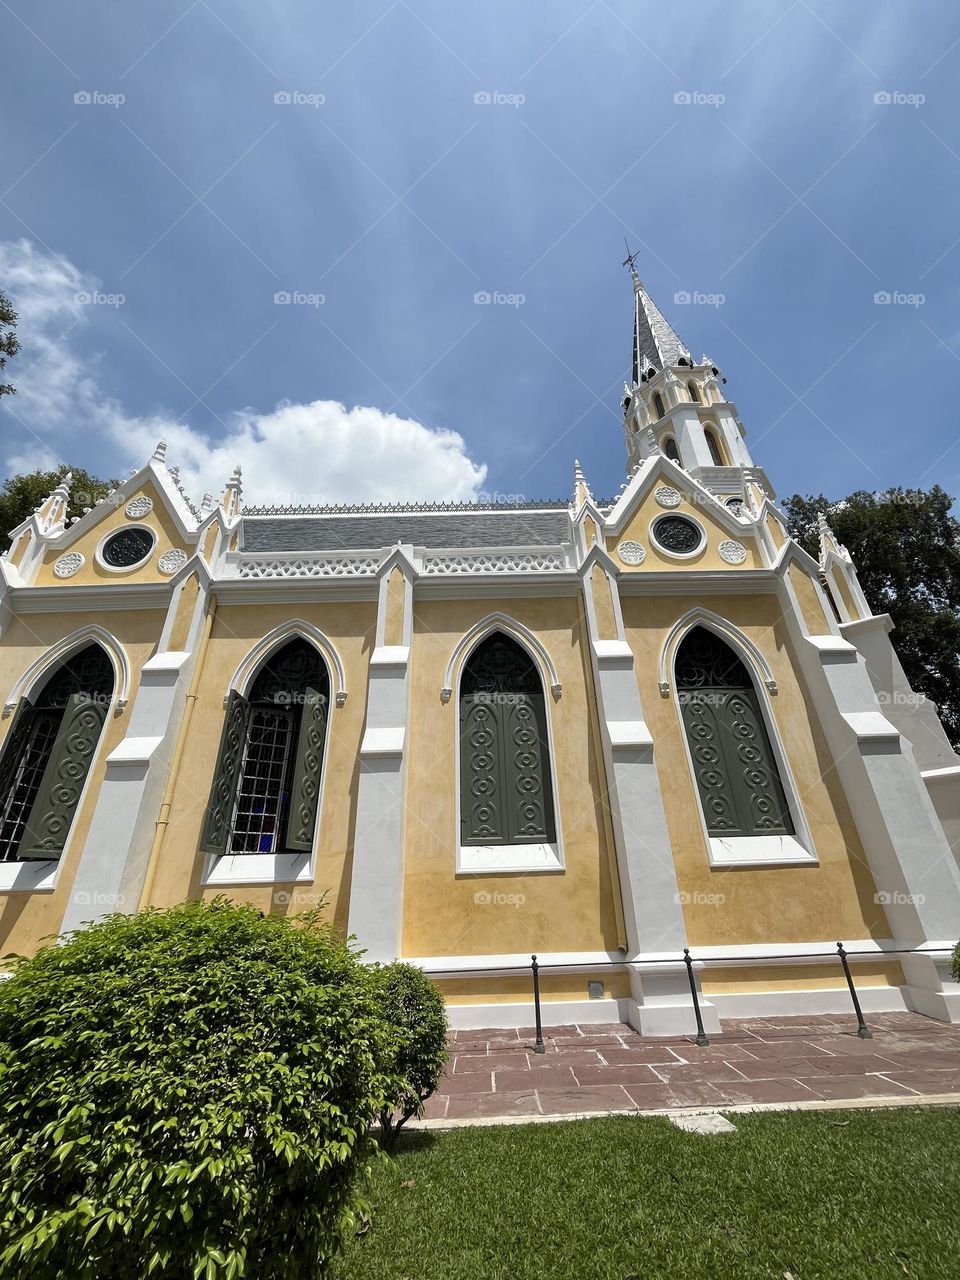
[
  {"left": 683, "top": 947, "right": 710, "bottom": 1047},
  {"left": 837, "top": 942, "right": 872, "bottom": 1039},
  {"left": 531, "top": 954, "right": 545, "bottom": 1054}
]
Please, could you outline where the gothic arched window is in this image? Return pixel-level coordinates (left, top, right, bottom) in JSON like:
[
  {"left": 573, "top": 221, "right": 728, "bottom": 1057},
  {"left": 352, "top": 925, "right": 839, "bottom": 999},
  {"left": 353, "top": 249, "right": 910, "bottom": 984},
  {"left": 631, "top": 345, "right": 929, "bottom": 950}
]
[
  {"left": 459, "top": 632, "right": 556, "bottom": 847},
  {"left": 704, "top": 427, "right": 726, "bottom": 466},
  {"left": 653, "top": 393, "right": 666, "bottom": 420},
  {"left": 688, "top": 380, "right": 701, "bottom": 403},
  {"left": 0, "top": 644, "right": 113, "bottom": 862},
  {"left": 202, "top": 638, "right": 329, "bottom": 857},
  {"left": 676, "top": 627, "right": 793, "bottom": 838},
  {"left": 663, "top": 437, "right": 682, "bottom": 466}
]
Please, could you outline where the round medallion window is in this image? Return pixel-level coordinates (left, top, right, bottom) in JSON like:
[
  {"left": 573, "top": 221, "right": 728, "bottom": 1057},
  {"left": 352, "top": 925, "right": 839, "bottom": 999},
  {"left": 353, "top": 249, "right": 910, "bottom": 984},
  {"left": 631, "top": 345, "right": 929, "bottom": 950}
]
[
  {"left": 101, "top": 526, "right": 155, "bottom": 569},
  {"left": 725, "top": 496, "right": 745, "bottom": 516},
  {"left": 651, "top": 514, "right": 704, "bottom": 556}
]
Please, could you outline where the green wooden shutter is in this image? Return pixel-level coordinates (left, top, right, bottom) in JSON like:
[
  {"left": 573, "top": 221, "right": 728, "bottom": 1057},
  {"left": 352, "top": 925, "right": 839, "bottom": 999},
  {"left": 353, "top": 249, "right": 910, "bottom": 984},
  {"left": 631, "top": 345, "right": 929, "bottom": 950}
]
[
  {"left": 283, "top": 687, "right": 327, "bottom": 852},
  {"left": 0, "top": 700, "right": 37, "bottom": 809},
  {"left": 200, "top": 690, "right": 251, "bottom": 855},
  {"left": 460, "top": 694, "right": 508, "bottom": 845},
  {"left": 681, "top": 687, "right": 793, "bottom": 837},
  {"left": 19, "top": 693, "right": 107, "bottom": 860},
  {"left": 503, "top": 693, "right": 555, "bottom": 843}
]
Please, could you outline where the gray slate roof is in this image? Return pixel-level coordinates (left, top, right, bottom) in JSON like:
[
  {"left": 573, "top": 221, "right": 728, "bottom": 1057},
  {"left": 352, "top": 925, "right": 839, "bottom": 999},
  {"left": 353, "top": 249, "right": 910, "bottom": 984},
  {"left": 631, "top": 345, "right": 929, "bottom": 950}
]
[
  {"left": 242, "top": 507, "right": 572, "bottom": 553},
  {"left": 632, "top": 280, "right": 690, "bottom": 379}
]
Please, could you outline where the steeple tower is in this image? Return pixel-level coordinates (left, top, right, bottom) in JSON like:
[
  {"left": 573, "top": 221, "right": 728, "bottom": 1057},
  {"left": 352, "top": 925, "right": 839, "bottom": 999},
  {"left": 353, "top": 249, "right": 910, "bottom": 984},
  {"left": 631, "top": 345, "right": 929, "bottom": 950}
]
[{"left": 620, "top": 258, "right": 770, "bottom": 501}]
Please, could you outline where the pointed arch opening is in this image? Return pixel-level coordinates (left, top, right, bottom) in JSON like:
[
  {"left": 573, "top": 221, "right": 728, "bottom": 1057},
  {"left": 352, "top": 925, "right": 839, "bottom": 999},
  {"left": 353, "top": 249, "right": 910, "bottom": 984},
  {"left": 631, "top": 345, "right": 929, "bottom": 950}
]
[
  {"left": 672, "top": 626, "right": 815, "bottom": 866},
  {"left": 704, "top": 426, "right": 726, "bottom": 466},
  {"left": 688, "top": 380, "right": 701, "bottom": 403},
  {"left": 662, "top": 436, "right": 682, "bottom": 466},
  {"left": 457, "top": 631, "right": 561, "bottom": 871},
  {"left": 202, "top": 637, "right": 330, "bottom": 862},
  {"left": 653, "top": 392, "right": 666, "bottom": 420},
  {"left": 0, "top": 643, "right": 113, "bottom": 864}
]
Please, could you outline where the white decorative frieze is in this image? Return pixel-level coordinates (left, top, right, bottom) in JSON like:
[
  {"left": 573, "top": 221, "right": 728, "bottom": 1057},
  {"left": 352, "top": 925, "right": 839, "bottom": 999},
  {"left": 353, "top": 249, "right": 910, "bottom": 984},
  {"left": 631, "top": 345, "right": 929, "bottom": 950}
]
[
  {"left": 420, "top": 551, "right": 565, "bottom": 575},
  {"left": 654, "top": 485, "right": 681, "bottom": 508},
  {"left": 238, "top": 556, "right": 381, "bottom": 579},
  {"left": 53, "top": 552, "right": 84, "bottom": 578},
  {"left": 616, "top": 540, "right": 645, "bottom": 566},
  {"left": 158, "top": 548, "right": 188, "bottom": 575},
  {"left": 125, "top": 496, "right": 153, "bottom": 519},
  {"left": 718, "top": 539, "right": 748, "bottom": 565}
]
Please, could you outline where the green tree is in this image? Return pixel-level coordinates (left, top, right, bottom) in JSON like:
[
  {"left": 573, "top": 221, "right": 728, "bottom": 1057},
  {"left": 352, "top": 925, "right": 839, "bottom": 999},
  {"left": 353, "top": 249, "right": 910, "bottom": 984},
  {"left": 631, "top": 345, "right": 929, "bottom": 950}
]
[
  {"left": 0, "top": 899, "right": 399, "bottom": 1280},
  {"left": 0, "top": 290, "right": 18, "bottom": 398},
  {"left": 0, "top": 467, "right": 116, "bottom": 550},
  {"left": 782, "top": 486, "right": 960, "bottom": 747}
]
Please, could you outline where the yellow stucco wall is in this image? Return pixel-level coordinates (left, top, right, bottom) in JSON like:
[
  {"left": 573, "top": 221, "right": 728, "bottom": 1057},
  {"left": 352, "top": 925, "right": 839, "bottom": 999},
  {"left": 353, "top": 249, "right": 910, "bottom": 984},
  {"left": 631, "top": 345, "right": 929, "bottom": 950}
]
[
  {"left": 142, "top": 601, "right": 376, "bottom": 934},
  {"left": 0, "top": 609, "right": 165, "bottom": 957},
  {"left": 402, "top": 595, "right": 622, "bottom": 959},
  {"left": 621, "top": 592, "right": 888, "bottom": 946},
  {"left": 788, "top": 561, "right": 833, "bottom": 635},
  {"left": 702, "top": 959, "right": 904, "bottom": 994},
  {"left": 607, "top": 486, "right": 762, "bottom": 572},
  {"left": 434, "top": 970, "right": 631, "bottom": 1005},
  {"left": 35, "top": 481, "right": 193, "bottom": 587}
]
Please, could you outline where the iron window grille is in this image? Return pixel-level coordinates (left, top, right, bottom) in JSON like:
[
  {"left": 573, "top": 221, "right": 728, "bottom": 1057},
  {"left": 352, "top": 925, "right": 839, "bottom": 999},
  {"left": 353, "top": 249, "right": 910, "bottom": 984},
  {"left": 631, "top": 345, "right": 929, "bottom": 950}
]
[{"left": 0, "top": 644, "right": 113, "bottom": 862}]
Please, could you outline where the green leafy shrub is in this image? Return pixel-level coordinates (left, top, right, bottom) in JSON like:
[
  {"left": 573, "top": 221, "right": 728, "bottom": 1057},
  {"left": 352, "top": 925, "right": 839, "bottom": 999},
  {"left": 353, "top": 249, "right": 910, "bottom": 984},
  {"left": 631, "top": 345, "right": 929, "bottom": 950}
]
[
  {"left": 0, "top": 899, "right": 396, "bottom": 1279},
  {"left": 952, "top": 940, "right": 960, "bottom": 983},
  {"left": 370, "top": 962, "right": 448, "bottom": 1148}
]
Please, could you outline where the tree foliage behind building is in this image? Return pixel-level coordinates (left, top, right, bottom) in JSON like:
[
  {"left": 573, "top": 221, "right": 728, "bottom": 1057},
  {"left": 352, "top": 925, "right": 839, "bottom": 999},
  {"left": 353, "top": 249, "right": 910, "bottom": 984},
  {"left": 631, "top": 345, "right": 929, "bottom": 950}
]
[{"left": 0, "top": 467, "right": 116, "bottom": 551}]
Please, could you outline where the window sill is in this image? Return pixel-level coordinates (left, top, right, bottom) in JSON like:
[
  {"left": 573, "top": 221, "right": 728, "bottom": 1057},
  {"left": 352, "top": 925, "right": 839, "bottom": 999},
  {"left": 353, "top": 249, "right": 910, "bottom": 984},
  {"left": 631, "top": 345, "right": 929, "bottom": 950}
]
[
  {"left": 457, "top": 842, "right": 563, "bottom": 875},
  {"left": 203, "top": 851, "right": 312, "bottom": 886},
  {"left": 0, "top": 859, "right": 59, "bottom": 892},
  {"left": 707, "top": 835, "right": 817, "bottom": 868}
]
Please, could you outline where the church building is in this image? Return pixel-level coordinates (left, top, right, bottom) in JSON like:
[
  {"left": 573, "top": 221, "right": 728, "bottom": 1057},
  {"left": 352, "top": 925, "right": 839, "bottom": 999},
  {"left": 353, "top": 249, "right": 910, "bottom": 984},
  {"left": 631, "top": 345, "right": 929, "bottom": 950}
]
[{"left": 1, "top": 269, "right": 959, "bottom": 1033}]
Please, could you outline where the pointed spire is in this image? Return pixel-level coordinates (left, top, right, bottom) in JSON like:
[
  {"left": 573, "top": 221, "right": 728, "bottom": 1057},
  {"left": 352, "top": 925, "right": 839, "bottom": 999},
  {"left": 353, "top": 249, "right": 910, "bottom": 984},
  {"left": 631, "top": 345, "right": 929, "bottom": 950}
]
[{"left": 626, "top": 263, "right": 691, "bottom": 383}]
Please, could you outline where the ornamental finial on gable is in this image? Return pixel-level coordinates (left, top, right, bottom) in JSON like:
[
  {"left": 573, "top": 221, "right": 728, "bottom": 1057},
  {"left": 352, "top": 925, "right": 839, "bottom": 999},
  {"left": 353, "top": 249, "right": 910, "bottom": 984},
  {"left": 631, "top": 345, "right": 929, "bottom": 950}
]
[
  {"left": 572, "top": 458, "right": 594, "bottom": 509},
  {"left": 152, "top": 439, "right": 168, "bottom": 461},
  {"left": 37, "top": 470, "right": 73, "bottom": 534},
  {"left": 221, "top": 464, "right": 243, "bottom": 519}
]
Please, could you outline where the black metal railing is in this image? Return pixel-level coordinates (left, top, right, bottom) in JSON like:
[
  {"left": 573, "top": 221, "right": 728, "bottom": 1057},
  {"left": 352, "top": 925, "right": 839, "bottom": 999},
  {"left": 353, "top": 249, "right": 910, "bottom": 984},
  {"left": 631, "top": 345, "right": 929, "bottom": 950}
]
[{"left": 511, "top": 943, "right": 946, "bottom": 1048}]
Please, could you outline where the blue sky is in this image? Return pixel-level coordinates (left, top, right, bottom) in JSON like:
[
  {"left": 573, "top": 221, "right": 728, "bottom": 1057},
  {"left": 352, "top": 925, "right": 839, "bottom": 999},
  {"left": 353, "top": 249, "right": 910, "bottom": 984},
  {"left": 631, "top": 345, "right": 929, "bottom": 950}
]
[{"left": 2, "top": 1, "right": 959, "bottom": 507}]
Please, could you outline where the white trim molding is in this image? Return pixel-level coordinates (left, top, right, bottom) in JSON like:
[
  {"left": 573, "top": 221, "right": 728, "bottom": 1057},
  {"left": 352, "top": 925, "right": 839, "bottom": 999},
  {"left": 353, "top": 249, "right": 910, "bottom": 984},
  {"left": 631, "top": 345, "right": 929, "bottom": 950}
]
[
  {"left": 3, "top": 623, "right": 131, "bottom": 715},
  {"left": 441, "top": 611, "right": 563, "bottom": 703},
  {"left": 227, "top": 618, "right": 348, "bottom": 707}
]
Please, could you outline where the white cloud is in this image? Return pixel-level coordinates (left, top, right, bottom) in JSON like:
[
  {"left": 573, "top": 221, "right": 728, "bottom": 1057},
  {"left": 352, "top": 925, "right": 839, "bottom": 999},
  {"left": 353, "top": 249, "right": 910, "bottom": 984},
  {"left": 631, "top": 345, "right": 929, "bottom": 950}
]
[{"left": 0, "top": 239, "right": 487, "bottom": 505}]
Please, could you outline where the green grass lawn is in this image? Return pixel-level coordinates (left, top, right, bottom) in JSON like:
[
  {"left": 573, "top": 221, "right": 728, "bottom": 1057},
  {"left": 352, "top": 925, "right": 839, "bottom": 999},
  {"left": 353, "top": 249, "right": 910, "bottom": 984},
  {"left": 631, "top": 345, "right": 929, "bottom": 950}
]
[{"left": 335, "top": 1108, "right": 960, "bottom": 1280}]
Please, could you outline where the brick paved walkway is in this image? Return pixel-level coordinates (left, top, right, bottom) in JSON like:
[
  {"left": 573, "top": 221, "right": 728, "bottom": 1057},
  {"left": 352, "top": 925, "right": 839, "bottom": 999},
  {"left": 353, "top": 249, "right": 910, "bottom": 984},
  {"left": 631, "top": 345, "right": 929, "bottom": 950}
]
[{"left": 422, "top": 1012, "right": 960, "bottom": 1124}]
